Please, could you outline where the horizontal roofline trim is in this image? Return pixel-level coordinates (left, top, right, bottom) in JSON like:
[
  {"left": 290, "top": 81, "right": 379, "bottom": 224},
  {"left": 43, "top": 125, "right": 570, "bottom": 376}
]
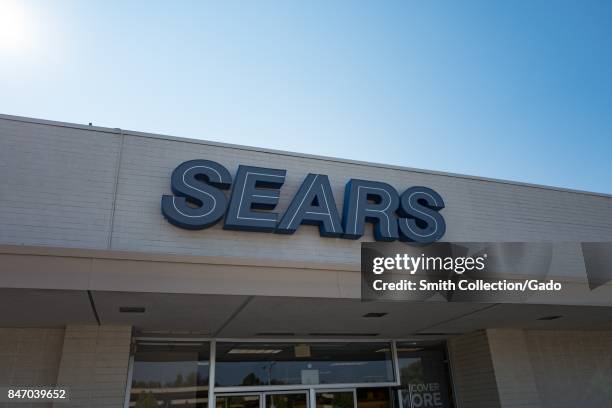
[
  {"left": 0, "top": 244, "right": 359, "bottom": 272},
  {"left": 1, "top": 112, "right": 610, "bottom": 199}
]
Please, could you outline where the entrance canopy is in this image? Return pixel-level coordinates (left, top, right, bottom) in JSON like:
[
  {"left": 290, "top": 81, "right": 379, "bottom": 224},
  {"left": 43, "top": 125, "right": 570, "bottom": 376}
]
[{"left": 2, "top": 288, "right": 612, "bottom": 338}]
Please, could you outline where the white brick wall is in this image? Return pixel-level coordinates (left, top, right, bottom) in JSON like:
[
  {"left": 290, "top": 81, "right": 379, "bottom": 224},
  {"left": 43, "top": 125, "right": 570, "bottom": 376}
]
[
  {"left": 53, "top": 325, "right": 131, "bottom": 408},
  {"left": 526, "top": 330, "right": 612, "bottom": 408},
  {"left": 450, "top": 329, "right": 612, "bottom": 408},
  {"left": 0, "top": 328, "right": 64, "bottom": 408},
  {"left": 110, "top": 133, "right": 612, "bottom": 265},
  {"left": 488, "top": 329, "right": 542, "bottom": 408},
  {"left": 2, "top": 115, "right": 611, "bottom": 270},
  {"left": 0, "top": 119, "right": 121, "bottom": 249},
  {"left": 448, "top": 330, "right": 501, "bottom": 408}
]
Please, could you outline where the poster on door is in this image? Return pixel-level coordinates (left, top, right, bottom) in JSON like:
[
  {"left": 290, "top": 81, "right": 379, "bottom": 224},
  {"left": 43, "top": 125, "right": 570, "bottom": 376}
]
[{"left": 400, "top": 382, "right": 448, "bottom": 408}]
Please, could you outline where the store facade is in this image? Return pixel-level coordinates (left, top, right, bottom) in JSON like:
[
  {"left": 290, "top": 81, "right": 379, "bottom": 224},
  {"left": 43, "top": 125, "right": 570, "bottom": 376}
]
[
  {"left": 1, "top": 114, "right": 612, "bottom": 408},
  {"left": 128, "top": 338, "right": 451, "bottom": 408}
]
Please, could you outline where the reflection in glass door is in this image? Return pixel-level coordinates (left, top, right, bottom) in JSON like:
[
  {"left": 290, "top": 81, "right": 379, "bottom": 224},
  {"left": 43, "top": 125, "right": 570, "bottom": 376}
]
[
  {"left": 216, "top": 394, "right": 261, "bottom": 408},
  {"left": 315, "top": 390, "right": 356, "bottom": 408},
  {"left": 266, "top": 392, "right": 308, "bottom": 408},
  {"left": 217, "top": 391, "right": 309, "bottom": 408}
]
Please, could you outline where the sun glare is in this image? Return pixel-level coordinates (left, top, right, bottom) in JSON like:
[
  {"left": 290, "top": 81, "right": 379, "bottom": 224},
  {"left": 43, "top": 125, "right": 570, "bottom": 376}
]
[{"left": 0, "top": 1, "right": 31, "bottom": 54}]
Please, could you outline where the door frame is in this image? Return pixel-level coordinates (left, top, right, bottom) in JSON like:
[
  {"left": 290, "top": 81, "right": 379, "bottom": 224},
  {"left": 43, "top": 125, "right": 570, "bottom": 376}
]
[
  {"left": 215, "top": 388, "right": 358, "bottom": 408},
  {"left": 215, "top": 389, "right": 311, "bottom": 408},
  {"left": 214, "top": 391, "right": 263, "bottom": 408}
]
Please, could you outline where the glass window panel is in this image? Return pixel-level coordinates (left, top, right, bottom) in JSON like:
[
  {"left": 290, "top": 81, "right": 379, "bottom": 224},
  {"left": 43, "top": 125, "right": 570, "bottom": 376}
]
[
  {"left": 396, "top": 342, "right": 451, "bottom": 408},
  {"left": 130, "top": 341, "right": 210, "bottom": 408},
  {"left": 215, "top": 342, "right": 394, "bottom": 387}
]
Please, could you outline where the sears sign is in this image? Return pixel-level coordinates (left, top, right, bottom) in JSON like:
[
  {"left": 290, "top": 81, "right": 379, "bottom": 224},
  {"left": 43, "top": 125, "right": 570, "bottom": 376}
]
[{"left": 161, "top": 160, "right": 446, "bottom": 243}]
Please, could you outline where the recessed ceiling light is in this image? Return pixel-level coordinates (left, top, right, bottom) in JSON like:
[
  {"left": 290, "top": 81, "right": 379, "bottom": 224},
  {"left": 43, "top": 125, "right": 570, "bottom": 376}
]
[
  {"left": 363, "top": 312, "right": 388, "bottom": 318},
  {"left": 119, "top": 306, "right": 145, "bottom": 313},
  {"left": 308, "top": 333, "right": 379, "bottom": 337},
  {"left": 537, "top": 315, "right": 563, "bottom": 321},
  {"left": 139, "top": 342, "right": 203, "bottom": 347},
  {"left": 375, "top": 347, "right": 424, "bottom": 353},
  {"left": 228, "top": 349, "right": 283, "bottom": 354}
]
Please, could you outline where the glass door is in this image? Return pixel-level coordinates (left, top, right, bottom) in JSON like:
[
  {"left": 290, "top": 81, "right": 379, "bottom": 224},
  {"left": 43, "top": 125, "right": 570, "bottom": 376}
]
[
  {"left": 217, "top": 391, "right": 309, "bottom": 408},
  {"left": 216, "top": 394, "right": 261, "bottom": 408},
  {"left": 216, "top": 389, "right": 361, "bottom": 408},
  {"left": 266, "top": 391, "right": 309, "bottom": 408},
  {"left": 315, "top": 390, "right": 356, "bottom": 408}
]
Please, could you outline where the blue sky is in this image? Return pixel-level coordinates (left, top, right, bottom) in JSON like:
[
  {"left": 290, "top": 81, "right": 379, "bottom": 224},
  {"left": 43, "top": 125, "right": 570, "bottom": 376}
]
[{"left": 1, "top": 1, "right": 611, "bottom": 193}]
